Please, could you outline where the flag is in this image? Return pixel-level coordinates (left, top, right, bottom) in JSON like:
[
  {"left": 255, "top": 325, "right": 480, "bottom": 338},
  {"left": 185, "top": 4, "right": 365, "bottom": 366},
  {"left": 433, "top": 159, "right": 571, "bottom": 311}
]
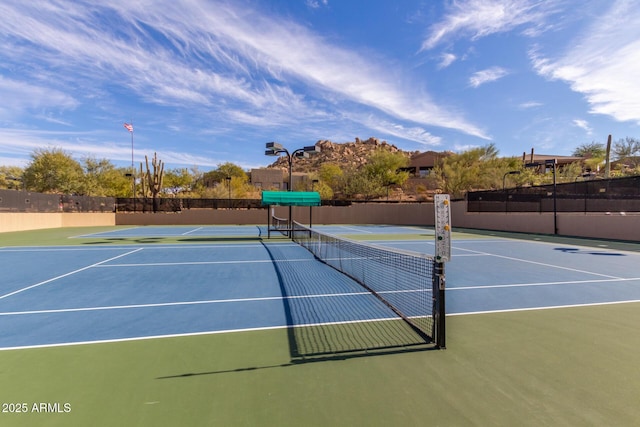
[{"left": 124, "top": 123, "right": 133, "bottom": 132}]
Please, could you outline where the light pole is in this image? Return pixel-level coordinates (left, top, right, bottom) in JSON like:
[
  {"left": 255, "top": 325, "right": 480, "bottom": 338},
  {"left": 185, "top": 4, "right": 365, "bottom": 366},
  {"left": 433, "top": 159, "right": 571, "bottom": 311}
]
[
  {"left": 226, "top": 176, "right": 231, "bottom": 208},
  {"left": 546, "top": 159, "right": 558, "bottom": 234},
  {"left": 265, "top": 142, "right": 321, "bottom": 236}
]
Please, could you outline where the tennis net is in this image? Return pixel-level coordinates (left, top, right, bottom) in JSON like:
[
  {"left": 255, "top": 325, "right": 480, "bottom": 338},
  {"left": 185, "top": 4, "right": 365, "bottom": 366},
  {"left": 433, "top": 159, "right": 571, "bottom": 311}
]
[
  {"left": 291, "top": 221, "right": 439, "bottom": 343},
  {"left": 271, "top": 214, "right": 289, "bottom": 234}
]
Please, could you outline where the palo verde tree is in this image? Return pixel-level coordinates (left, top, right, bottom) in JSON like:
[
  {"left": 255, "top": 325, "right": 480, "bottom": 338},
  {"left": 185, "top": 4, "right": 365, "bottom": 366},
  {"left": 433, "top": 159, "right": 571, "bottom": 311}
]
[
  {"left": 81, "top": 157, "right": 131, "bottom": 197},
  {"left": 430, "top": 144, "right": 525, "bottom": 198},
  {"left": 342, "top": 149, "right": 410, "bottom": 200},
  {"left": 573, "top": 141, "right": 606, "bottom": 173},
  {"left": 23, "top": 147, "right": 84, "bottom": 194},
  {"left": 163, "top": 168, "right": 196, "bottom": 197},
  {"left": 201, "top": 162, "right": 248, "bottom": 187},
  {"left": 0, "top": 165, "right": 25, "bottom": 190}
]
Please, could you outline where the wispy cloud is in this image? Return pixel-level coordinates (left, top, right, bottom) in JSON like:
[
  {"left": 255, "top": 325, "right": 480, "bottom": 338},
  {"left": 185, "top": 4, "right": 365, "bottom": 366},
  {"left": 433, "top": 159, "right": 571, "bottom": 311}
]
[
  {"left": 518, "top": 101, "right": 543, "bottom": 109},
  {"left": 361, "top": 118, "right": 443, "bottom": 147},
  {"left": 420, "top": 0, "right": 562, "bottom": 51},
  {"left": 306, "top": 0, "right": 328, "bottom": 9},
  {"left": 469, "top": 66, "right": 509, "bottom": 87},
  {"left": 531, "top": 0, "right": 640, "bottom": 124},
  {"left": 438, "top": 53, "right": 458, "bottom": 69},
  {"left": 0, "top": 127, "right": 223, "bottom": 168},
  {"left": 0, "top": 0, "right": 488, "bottom": 143},
  {"left": 573, "top": 119, "right": 593, "bottom": 134},
  {"left": 0, "top": 76, "right": 78, "bottom": 120}
]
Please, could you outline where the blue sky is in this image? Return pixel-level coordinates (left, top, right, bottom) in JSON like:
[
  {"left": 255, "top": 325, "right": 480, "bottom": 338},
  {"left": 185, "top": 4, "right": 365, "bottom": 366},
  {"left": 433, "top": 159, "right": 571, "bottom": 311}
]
[{"left": 1, "top": 0, "right": 639, "bottom": 171}]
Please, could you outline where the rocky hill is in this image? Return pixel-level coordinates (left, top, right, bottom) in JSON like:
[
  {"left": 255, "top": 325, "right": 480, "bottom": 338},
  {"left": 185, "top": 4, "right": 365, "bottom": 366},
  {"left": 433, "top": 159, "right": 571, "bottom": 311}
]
[{"left": 267, "top": 137, "right": 417, "bottom": 173}]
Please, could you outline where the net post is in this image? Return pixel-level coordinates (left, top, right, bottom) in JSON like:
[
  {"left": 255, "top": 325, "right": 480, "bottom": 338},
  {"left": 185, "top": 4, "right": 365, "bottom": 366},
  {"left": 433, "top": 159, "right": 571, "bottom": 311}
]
[
  {"left": 433, "top": 194, "right": 451, "bottom": 349},
  {"left": 267, "top": 206, "right": 271, "bottom": 238},
  {"left": 433, "top": 261, "right": 446, "bottom": 349}
]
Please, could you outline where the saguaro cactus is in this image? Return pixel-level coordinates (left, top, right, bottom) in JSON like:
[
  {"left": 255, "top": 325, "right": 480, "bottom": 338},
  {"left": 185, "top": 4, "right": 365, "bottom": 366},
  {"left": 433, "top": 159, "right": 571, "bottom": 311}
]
[{"left": 140, "top": 152, "right": 164, "bottom": 212}]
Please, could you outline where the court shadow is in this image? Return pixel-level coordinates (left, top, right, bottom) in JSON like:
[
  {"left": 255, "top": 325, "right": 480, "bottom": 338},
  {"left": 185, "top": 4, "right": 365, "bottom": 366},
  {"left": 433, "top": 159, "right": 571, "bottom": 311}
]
[
  {"left": 155, "top": 344, "right": 437, "bottom": 380},
  {"left": 554, "top": 247, "right": 626, "bottom": 256},
  {"left": 259, "top": 241, "right": 434, "bottom": 362}
]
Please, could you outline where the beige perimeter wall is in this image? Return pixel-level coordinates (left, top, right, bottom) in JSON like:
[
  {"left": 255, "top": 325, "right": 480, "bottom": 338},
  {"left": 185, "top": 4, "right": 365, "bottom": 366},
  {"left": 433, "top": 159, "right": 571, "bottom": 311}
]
[
  {"left": 2, "top": 202, "right": 639, "bottom": 242},
  {"left": 116, "top": 201, "right": 640, "bottom": 242},
  {"left": 1, "top": 213, "right": 115, "bottom": 233}
]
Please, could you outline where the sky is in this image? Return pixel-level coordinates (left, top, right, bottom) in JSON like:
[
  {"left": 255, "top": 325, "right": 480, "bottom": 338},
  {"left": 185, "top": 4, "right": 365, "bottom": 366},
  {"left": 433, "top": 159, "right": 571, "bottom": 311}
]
[{"left": 1, "top": 0, "right": 640, "bottom": 171}]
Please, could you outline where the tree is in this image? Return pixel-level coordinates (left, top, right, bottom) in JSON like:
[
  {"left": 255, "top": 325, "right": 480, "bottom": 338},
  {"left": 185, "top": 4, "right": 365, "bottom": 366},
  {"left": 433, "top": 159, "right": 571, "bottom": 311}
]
[
  {"left": 0, "top": 166, "right": 25, "bottom": 189},
  {"left": 613, "top": 137, "right": 640, "bottom": 169},
  {"left": 316, "top": 163, "right": 344, "bottom": 198},
  {"left": 81, "top": 157, "right": 131, "bottom": 197},
  {"left": 340, "top": 149, "right": 409, "bottom": 200},
  {"left": 432, "top": 145, "right": 489, "bottom": 197},
  {"left": 201, "top": 162, "right": 247, "bottom": 187},
  {"left": 202, "top": 173, "right": 258, "bottom": 199},
  {"left": 312, "top": 180, "right": 334, "bottom": 200},
  {"left": 363, "top": 149, "right": 410, "bottom": 189},
  {"left": 23, "top": 148, "right": 84, "bottom": 193},
  {"left": 163, "top": 168, "right": 195, "bottom": 196},
  {"left": 572, "top": 142, "right": 605, "bottom": 158},
  {"left": 431, "top": 144, "right": 528, "bottom": 197},
  {"left": 342, "top": 168, "right": 384, "bottom": 200}
]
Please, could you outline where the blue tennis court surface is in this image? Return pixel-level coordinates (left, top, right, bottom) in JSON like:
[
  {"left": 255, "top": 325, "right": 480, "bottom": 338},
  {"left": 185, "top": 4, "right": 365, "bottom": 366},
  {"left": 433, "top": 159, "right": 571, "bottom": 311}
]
[{"left": 1, "top": 225, "right": 639, "bottom": 350}]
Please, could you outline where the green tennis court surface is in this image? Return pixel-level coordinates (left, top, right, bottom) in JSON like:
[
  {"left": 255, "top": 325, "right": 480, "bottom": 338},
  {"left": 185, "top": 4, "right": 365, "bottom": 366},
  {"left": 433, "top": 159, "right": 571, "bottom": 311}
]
[{"left": 1, "top": 225, "right": 639, "bottom": 426}]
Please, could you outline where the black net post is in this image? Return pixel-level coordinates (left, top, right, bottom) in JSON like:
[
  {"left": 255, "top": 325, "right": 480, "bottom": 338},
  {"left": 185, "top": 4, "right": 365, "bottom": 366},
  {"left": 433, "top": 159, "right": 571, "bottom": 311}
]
[{"left": 433, "top": 261, "right": 446, "bottom": 349}]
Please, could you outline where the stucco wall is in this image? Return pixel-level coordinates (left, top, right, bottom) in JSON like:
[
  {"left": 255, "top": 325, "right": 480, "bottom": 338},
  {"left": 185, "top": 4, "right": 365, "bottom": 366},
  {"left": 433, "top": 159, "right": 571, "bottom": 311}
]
[
  {"left": 3, "top": 203, "right": 639, "bottom": 242},
  {"left": 114, "top": 202, "right": 640, "bottom": 242},
  {"left": 1, "top": 213, "right": 115, "bottom": 233}
]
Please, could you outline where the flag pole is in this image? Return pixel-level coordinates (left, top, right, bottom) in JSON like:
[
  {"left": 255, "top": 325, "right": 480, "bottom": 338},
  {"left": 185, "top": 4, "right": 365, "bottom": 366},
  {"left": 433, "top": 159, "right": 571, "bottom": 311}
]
[
  {"left": 130, "top": 120, "right": 135, "bottom": 199},
  {"left": 124, "top": 121, "right": 135, "bottom": 210}
]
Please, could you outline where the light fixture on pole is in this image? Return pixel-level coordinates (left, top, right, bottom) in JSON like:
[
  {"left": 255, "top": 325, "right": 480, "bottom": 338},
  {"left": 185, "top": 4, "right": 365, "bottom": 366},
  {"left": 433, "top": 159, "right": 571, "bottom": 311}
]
[{"left": 502, "top": 170, "right": 521, "bottom": 191}]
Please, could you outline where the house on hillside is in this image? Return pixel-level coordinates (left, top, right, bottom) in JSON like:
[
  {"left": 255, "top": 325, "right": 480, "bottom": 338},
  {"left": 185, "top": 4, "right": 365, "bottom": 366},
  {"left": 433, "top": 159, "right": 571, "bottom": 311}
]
[
  {"left": 404, "top": 151, "right": 450, "bottom": 177},
  {"left": 250, "top": 168, "right": 284, "bottom": 190}
]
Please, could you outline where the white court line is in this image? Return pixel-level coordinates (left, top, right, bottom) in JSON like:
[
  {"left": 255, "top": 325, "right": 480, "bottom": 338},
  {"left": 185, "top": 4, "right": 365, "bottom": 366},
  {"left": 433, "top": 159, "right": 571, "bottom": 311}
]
[
  {"left": 450, "top": 277, "right": 640, "bottom": 291},
  {"left": 181, "top": 227, "right": 203, "bottom": 235},
  {"left": 0, "top": 290, "right": 375, "bottom": 317},
  {"left": 0, "top": 325, "right": 287, "bottom": 352},
  {"left": 453, "top": 234, "right": 640, "bottom": 256},
  {"left": 0, "top": 248, "right": 144, "bottom": 301},
  {"left": 452, "top": 245, "right": 623, "bottom": 279},
  {"left": 0, "top": 247, "right": 138, "bottom": 252},
  {"left": 0, "top": 243, "right": 292, "bottom": 252},
  {"left": 335, "top": 225, "right": 373, "bottom": 234},
  {"left": 4, "top": 298, "right": 640, "bottom": 351},
  {"left": 94, "top": 258, "right": 314, "bottom": 268},
  {"left": 70, "top": 226, "right": 141, "bottom": 239},
  {"left": 450, "top": 299, "right": 640, "bottom": 317}
]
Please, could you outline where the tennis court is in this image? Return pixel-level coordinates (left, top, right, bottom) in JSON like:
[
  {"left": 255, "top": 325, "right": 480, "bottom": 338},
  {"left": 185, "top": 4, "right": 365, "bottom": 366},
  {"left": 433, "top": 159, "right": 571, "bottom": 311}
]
[{"left": 1, "top": 225, "right": 639, "bottom": 426}]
